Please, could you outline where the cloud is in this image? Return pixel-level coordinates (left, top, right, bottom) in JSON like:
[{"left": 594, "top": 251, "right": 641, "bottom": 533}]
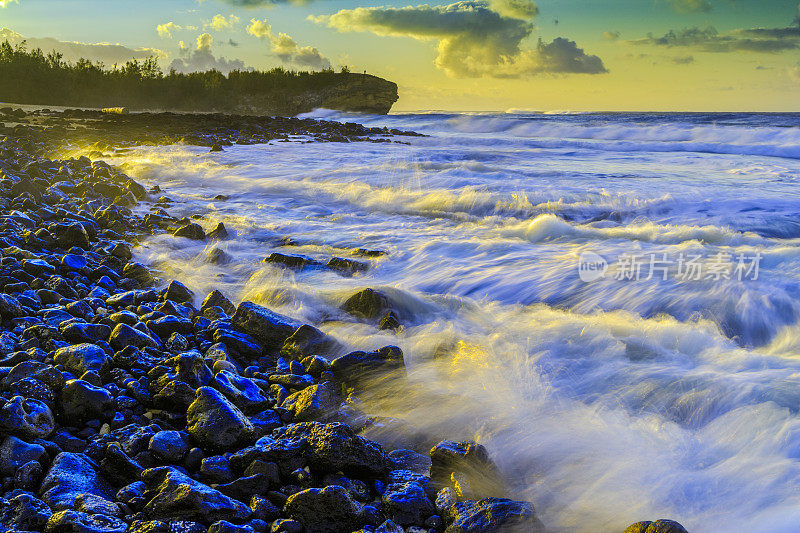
[
  {"left": 487, "top": 0, "right": 538, "bottom": 20},
  {"left": 204, "top": 14, "right": 240, "bottom": 31},
  {"left": 157, "top": 22, "right": 182, "bottom": 38},
  {"left": 667, "top": 0, "right": 711, "bottom": 14},
  {"left": 247, "top": 18, "right": 331, "bottom": 69},
  {"left": 310, "top": 1, "right": 606, "bottom": 78},
  {"left": 168, "top": 32, "right": 246, "bottom": 73},
  {"left": 604, "top": 30, "right": 620, "bottom": 41},
  {"left": 631, "top": 22, "right": 800, "bottom": 53},
  {"left": 0, "top": 28, "right": 165, "bottom": 64},
  {"left": 0, "top": 0, "right": 18, "bottom": 7}
]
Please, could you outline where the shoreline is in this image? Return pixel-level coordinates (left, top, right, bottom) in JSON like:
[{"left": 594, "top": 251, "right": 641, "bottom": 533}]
[{"left": 0, "top": 107, "right": 684, "bottom": 533}]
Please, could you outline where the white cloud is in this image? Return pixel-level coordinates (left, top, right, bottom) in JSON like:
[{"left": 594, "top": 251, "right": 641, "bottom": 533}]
[
  {"left": 204, "top": 14, "right": 241, "bottom": 31},
  {"left": 0, "top": 28, "right": 165, "bottom": 64},
  {"left": 310, "top": 1, "right": 606, "bottom": 78},
  {"left": 168, "top": 32, "right": 246, "bottom": 73},
  {"left": 247, "top": 18, "right": 331, "bottom": 69},
  {"left": 0, "top": 0, "right": 19, "bottom": 7},
  {"left": 157, "top": 22, "right": 182, "bottom": 39}
]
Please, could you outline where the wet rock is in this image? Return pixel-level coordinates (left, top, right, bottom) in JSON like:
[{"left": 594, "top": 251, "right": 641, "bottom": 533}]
[
  {"left": 281, "top": 325, "right": 342, "bottom": 361},
  {"left": 330, "top": 346, "right": 404, "bottom": 383},
  {"left": 45, "top": 510, "right": 127, "bottom": 533},
  {"left": 0, "top": 493, "right": 52, "bottom": 531},
  {"left": 0, "top": 435, "right": 46, "bottom": 475},
  {"left": 148, "top": 315, "right": 194, "bottom": 338},
  {"left": 430, "top": 440, "right": 505, "bottom": 499},
  {"left": 15, "top": 459, "right": 44, "bottom": 490},
  {"left": 264, "top": 253, "right": 321, "bottom": 270},
  {"left": 208, "top": 222, "right": 229, "bottom": 240},
  {"left": 231, "top": 301, "right": 301, "bottom": 351},
  {"left": 149, "top": 430, "right": 190, "bottom": 462},
  {"left": 624, "top": 520, "right": 689, "bottom": 533},
  {"left": 50, "top": 222, "right": 90, "bottom": 249},
  {"left": 40, "top": 452, "right": 114, "bottom": 510},
  {"left": 208, "top": 520, "right": 254, "bottom": 533},
  {"left": 281, "top": 380, "right": 340, "bottom": 422},
  {"left": 123, "top": 262, "right": 155, "bottom": 285},
  {"left": 187, "top": 386, "right": 255, "bottom": 450},
  {"left": 141, "top": 466, "right": 251, "bottom": 523},
  {"left": 60, "top": 321, "right": 111, "bottom": 344},
  {"left": 202, "top": 290, "right": 236, "bottom": 316},
  {"left": 207, "top": 247, "right": 233, "bottom": 265},
  {"left": 445, "top": 498, "right": 543, "bottom": 533},
  {"left": 326, "top": 257, "right": 369, "bottom": 275},
  {"left": 273, "top": 422, "right": 389, "bottom": 477},
  {"left": 212, "top": 370, "right": 271, "bottom": 412},
  {"left": 0, "top": 395, "right": 55, "bottom": 438},
  {"left": 60, "top": 379, "right": 113, "bottom": 420},
  {"left": 174, "top": 223, "right": 206, "bottom": 240},
  {"left": 382, "top": 480, "right": 435, "bottom": 526},
  {"left": 75, "top": 493, "right": 121, "bottom": 517},
  {"left": 0, "top": 293, "right": 25, "bottom": 318},
  {"left": 53, "top": 343, "right": 111, "bottom": 375},
  {"left": 378, "top": 311, "right": 401, "bottom": 331},
  {"left": 109, "top": 323, "right": 159, "bottom": 350},
  {"left": 389, "top": 449, "right": 431, "bottom": 475},
  {"left": 164, "top": 280, "right": 195, "bottom": 303},
  {"left": 341, "top": 288, "right": 391, "bottom": 320},
  {"left": 284, "top": 485, "right": 363, "bottom": 533}
]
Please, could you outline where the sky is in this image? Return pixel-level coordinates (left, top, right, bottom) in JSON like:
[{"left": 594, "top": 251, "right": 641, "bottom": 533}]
[{"left": 1, "top": 0, "right": 799, "bottom": 111}]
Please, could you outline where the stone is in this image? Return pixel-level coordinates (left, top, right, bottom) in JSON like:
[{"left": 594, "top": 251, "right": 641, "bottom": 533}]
[
  {"left": 379, "top": 311, "right": 401, "bottom": 331},
  {"left": 149, "top": 430, "right": 190, "bottom": 462},
  {"left": 60, "top": 379, "right": 113, "bottom": 420},
  {"left": 15, "top": 459, "right": 44, "bottom": 490},
  {"left": 207, "top": 222, "right": 229, "bottom": 240},
  {"left": 430, "top": 440, "right": 505, "bottom": 499},
  {"left": 0, "top": 435, "right": 46, "bottom": 475},
  {"left": 2, "top": 361, "right": 64, "bottom": 390},
  {"left": 382, "top": 481, "right": 435, "bottom": 526},
  {"left": 264, "top": 253, "right": 321, "bottom": 270},
  {"left": 40, "top": 452, "right": 114, "bottom": 510},
  {"left": 141, "top": 466, "right": 251, "bottom": 523},
  {"left": 281, "top": 381, "right": 340, "bottom": 422},
  {"left": 0, "top": 493, "right": 52, "bottom": 531},
  {"left": 389, "top": 449, "right": 431, "bottom": 475},
  {"left": 53, "top": 343, "right": 111, "bottom": 376},
  {"left": 281, "top": 325, "right": 342, "bottom": 361},
  {"left": 208, "top": 521, "right": 255, "bottom": 533},
  {"left": 110, "top": 323, "right": 160, "bottom": 350},
  {"left": 0, "top": 395, "right": 55, "bottom": 439},
  {"left": 164, "top": 280, "right": 195, "bottom": 303},
  {"left": 273, "top": 422, "right": 389, "bottom": 477},
  {"left": 624, "top": 520, "right": 689, "bottom": 533},
  {"left": 45, "top": 510, "right": 127, "bottom": 533},
  {"left": 0, "top": 293, "right": 25, "bottom": 318},
  {"left": 202, "top": 290, "right": 236, "bottom": 316},
  {"left": 174, "top": 223, "right": 206, "bottom": 240},
  {"left": 341, "top": 288, "right": 391, "bottom": 319},
  {"left": 212, "top": 370, "right": 271, "bottom": 412},
  {"left": 201, "top": 455, "right": 234, "bottom": 484},
  {"left": 330, "top": 346, "right": 404, "bottom": 383},
  {"left": 51, "top": 222, "right": 90, "bottom": 249},
  {"left": 60, "top": 321, "right": 111, "bottom": 344},
  {"left": 284, "top": 485, "right": 363, "bottom": 533},
  {"left": 186, "top": 386, "right": 255, "bottom": 450},
  {"left": 326, "top": 257, "right": 369, "bottom": 275},
  {"left": 123, "top": 262, "right": 155, "bottom": 285},
  {"left": 444, "top": 498, "right": 543, "bottom": 533},
  {"left": 231, "top": 302, "right": 301, "bottom": 352}
]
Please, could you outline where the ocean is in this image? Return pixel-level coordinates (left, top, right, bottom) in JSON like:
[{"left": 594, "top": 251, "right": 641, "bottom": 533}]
[{"left": 110, "top": 110, "right": 800, "bottom": 532}]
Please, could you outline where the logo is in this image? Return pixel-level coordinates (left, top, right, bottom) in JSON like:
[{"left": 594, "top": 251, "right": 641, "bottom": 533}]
[{"left": 578, "top": 251, "right": 608, "bottom": 282}]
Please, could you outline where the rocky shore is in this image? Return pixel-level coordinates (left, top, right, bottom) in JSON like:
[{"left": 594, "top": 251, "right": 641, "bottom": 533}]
[{"left": 0, "top": 108, "right": 688, "bottom": 533}]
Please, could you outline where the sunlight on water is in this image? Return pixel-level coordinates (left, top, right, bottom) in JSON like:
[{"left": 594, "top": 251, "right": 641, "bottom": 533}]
[{"left": 104, "top": 111, "right": 800, "bottom": 532}]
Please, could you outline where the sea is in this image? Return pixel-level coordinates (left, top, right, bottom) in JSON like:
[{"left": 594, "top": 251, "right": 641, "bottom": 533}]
[{"left": 109, "top": 110, "right": 800, "bottom": 533}]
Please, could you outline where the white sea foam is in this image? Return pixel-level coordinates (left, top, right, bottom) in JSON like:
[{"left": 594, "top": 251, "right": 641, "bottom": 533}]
[{"left": 99, "top": 111, "right": 800, "bottom": 532}]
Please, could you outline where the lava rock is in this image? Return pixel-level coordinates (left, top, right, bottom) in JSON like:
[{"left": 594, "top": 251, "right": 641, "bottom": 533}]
[
  {"left": 0, "top": 493, "right": 52, "bottom": 531},
  {"left": 109, "top": 323, "right": 160, "bottom": 350},
  {"left": 444, "top": 498, "right": 543, "bottom": 533},
  {"left": 624, "top": 520, "right": 689, "bottom": 533},
  {"left": 330, "top": 346, "right": 404, "bottom": 383},
  {"left": 60, "top": 379, "right": 113, "bottom": 420},
  {"left": 53, "top": 343, "right": 111, "bottom": 376},
  {"left": 149, "top": 430, "right": 190, "bottom": 462},
  {"left": 45, "top": 510, "right": 127, "bottom": 533},
  {"left": 174, "top": 223, "right": 206, "bottom": 240},
  {"left": 164, "top": 280, "right": 195, "bottom": 304},
  {"left": 281, "top": 380, "right": 340, "bottom": 422},
  {"left": 0, "top": 435, "right": 47, "bottom": 475},
  {"left": 186, "top": 386, "right": 255, "bottom": 450},
  {"left": 0, "top": 395, "right": 55, "bottom": 438},
  {"left": 40, "top": 452, "right": 114, "bottom": 510},
  {"left": 231, "top": 302, "right": 301, "bottom": 351},
  {"left": 341, "top": 288, "right": 391, "bottom": 320},
  {"left": 284, "top": 485, "right": 363, "bottom": 533}
]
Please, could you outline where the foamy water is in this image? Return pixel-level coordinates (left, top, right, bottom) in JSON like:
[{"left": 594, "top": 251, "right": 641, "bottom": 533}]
[{"left": 106, "top": 111, "right": 800, "bottom": 532}]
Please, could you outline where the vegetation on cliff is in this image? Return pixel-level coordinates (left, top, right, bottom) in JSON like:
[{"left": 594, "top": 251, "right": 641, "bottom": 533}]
[{"left": 0, "top": 40, "right": 398, "bottom": 115}]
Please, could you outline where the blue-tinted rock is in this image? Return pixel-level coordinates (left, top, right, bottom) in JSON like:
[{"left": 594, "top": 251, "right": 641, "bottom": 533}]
[
  {"left": 445, "top": 498, "right": 543, "bottom": 533},
  {"left": 109, "top": 323, "right": 160, "bottom": 350},
  {"left": 187, "top": 386, "right": 255, "bottom": 450},
  {"left": 231, "top": 302, "right": 301, "bottom": 351},
  {"left": 40, "top": 452, "right": 114, "bottom": 510},
  {"left": 46, "top": 510, "right": 127, "bottom": 533},
  {"left": 62, "top": 253, "right": 89, "bottom": 271},
  {"left": 212, "top": 370, "right": 270, "bottom": 412},
  {"left": 281, "top": 381, "right": 340, "bottom": 422},
  {"left": 284, "top": 485, "right": 362, "bottom": 533},
  {"left": 382, "top": 480, "right": 435, "bottom": 526},
  {"left": 0, "top": 395, "right": 55, "bottom": 439},
  {"left": 149, "top": 430, "right": 190, "bottom": 462},
  {"left": 53, "top": 343, "right": 111, "bottom": 375},
  {"left": 0, "top": 493, "right": 52, "bottom": 531},
  {"left": 60, "top": 321, "right": 111, "bottom": 343},
  {"left": 0, "top": 435, "right": 46, "bottom": 475},
  {"left": 61, "top": 379, "right": 113, "bottom": 420}
]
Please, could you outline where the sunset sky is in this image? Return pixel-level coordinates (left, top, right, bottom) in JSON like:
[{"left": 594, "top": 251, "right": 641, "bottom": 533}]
[{"left": 1, "top": 0, "right": 799, "bottom": 111}]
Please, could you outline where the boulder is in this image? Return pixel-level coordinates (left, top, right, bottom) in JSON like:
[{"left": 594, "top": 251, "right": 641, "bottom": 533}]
[
  {"left": 0, "top": 395, "right": 55, "bottom": 439},
  {"left": 141, "top": 466, "right": 251, "bottom": 523},
  {"left": 45, "top": 510, "right": 127, "bottom": 533},
  {"left": 430, "top": 440, "right": 505, "bottom": 499},
  {"left": 281, "top": 380, "right": 340, "bottom": 422},
  {"left": 0, "top": 493, "right": 52, "bottom": 531},
  {"left": 202, "top": 290, "right": 236, "bottom": 316},
  {"left": 187, "top": 386, "right": 255, "bottom": 450},
  {"left": 0, "top": 435, "right": 46, "bottom": 475},
  {"left": 382, "top": 480, "right": 436, "bottom": 526},
  {"left": 174, "top": 223, "right": 206, "bottom": 240},
  {"left": 624, "top": 520, "right": 689, "bottom": 533},
  {"left": 231, "top": 302, "right": 301, "bottom": 351},
  {"left": 164, "top": 280, "right": 195, "bottom": 303},
  {"left": 445, "top": 498, "right": 543, "bottom": 533},
  {"left": 40, "top": 452, "right": 114, "bottom": 510},
  {"left": 109, "top": 323, "right": 160, "bottom": 351},
  {"left": 330, "top": 346, "right": 404, "bottom": 383},
  {"left": 281, "top": 324, "right": 342, "bottom": 360},
  {"left": 341, "top": 288, "right": 391, "bottom": 319},
  {"left": 53, "top": 343, "right": 111, "bottom": 375},
  {"left": 284, "top": 485, "right": 363, "bottom": 533},
  {"left": 60, "top": 379, "right": 113, "bottom": 420}
]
